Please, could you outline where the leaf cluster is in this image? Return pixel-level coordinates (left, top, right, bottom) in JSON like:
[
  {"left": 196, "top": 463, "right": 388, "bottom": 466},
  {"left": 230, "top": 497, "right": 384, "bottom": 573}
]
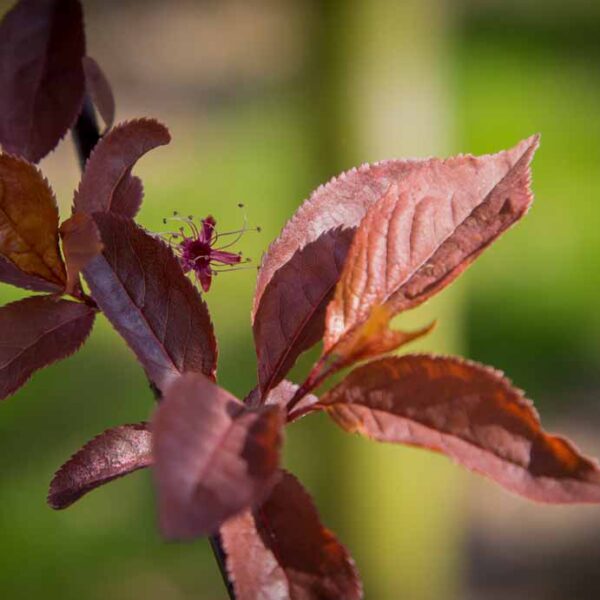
[{"left": 1, "top": 2, "right": 598, "bottom": 599}]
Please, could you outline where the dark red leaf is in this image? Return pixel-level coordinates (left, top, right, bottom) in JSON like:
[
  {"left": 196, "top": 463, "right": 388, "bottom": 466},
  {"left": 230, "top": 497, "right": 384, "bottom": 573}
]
[
  {"left": 263, "top": 379, "right": 317, "bottom": 412},
  {"left": 253, "top": 228, "right": 354, "bottom": 396},
  {"left": 0, "top": 0, "right": 85, "bottom": 162},
  {"left": 153, "top": 374, "right": 284, "bottom": 539},
  {"left": 0, "top": 154, "right": 66, "bottom": 288},
  {"left": 0, "top": 295, "right": 95, "bottom": 400},
  {"left": 324, "top": 135, "right": 539, "bottom": 352},
  {"left": 82, "top": 56, "right": 115, "bottom": 131},
  {"left": 319, "top": 355, "right": 600, "bottom": 503},
  {"left": 222, "top": 471, "right": 362, "bottom": 600},
  {"left": 59, "top": 212, "right": 103, "bottom": 295},
  {"left": 73, "top": 118, "right": 170, "bottom": 218},
  {"left": 0, "top": 254, "right": 61, "bottom": 293},
  {"left": 48, "top": 422, "right": 152, "bottom": 509},
  {"left": 83, "top": 213, "right": 216, "bottom": 390}
]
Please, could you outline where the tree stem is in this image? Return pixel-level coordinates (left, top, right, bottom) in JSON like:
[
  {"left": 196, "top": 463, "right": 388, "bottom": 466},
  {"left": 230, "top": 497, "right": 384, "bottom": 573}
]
[{"left": 71, "top": 95, "right": 236, "bottom": 600}]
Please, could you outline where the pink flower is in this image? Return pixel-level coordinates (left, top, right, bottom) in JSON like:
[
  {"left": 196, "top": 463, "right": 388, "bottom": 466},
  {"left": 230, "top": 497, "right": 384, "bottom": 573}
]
[{"left": 162, "top": 212, "right": 256, "bottom": 292}]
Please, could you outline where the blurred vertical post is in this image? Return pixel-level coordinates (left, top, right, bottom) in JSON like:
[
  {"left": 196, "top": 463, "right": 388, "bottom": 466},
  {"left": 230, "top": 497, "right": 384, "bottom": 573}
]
[{"left": 309, "top": 0, "right": 464, "bottom": 598}]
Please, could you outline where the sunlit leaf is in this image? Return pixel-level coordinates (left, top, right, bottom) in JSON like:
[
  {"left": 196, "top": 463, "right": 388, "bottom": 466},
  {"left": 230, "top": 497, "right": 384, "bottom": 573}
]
[
  {"left": 48, "top": 422, "right": 152, "bottom": 509},
  {"left": 324, "top": 135, "right": 539, "bottom": 352},
  {"left": 83, "top": 213, "right": 217, "bottom": 390},
  {"left": 82, "top": 56, "right": 115, "bottom": 131},
  {"left": 0, "top": 0, "right": 85, "bottom": 162},
  {"left": 153, "top": 374, "right": 284, "bottom": 539},
  {"left": 222, "top": 471, "right": 362, "bottom": 600},
  {"left": 318, "top": 305, "right": 434, "bottom": 378},
  {"left": 0, "top": 154, "right": 66, "bottom": 287},
  {"left": 59, "top": 212, "right": 103, "bottom": 295},
  {"left": 73, "top": 118, "right": 170, "bottom": 218},
  {"left": 0, "top": 296, "right": 95, "bottom": 400},
  {"left": 319, "top": 355, "right": 600, "bottom": 503}
]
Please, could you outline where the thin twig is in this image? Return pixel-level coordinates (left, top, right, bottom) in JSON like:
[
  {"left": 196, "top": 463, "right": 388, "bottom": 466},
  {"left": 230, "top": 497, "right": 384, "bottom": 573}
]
[
  {"left": 71, "top": 94, "right": 237, "bottom": 599},
  {"left": 209, "top": 534, "right": 236, "bottom": 599}
]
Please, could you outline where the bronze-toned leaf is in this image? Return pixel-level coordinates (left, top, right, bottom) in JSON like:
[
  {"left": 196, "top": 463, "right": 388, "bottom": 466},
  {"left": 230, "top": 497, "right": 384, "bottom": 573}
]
[
  {"left": 48, "top": 422, "right": 152, "bottom": 509},
  {"left": 73, "top": 118, "right": 170, "bottom": 218},
  {"left": 319, "top": 355, "right": 600, "bottom": 503},
  {"left": 0, "top": 0, "right": 85, "bottom": 162},
  {"left": 324, "top": 135, "right": 539, "bottom": 352},
  {"left": 0, "top": 154, "right": 66, "bottom": 287},
  {"left": 82, "top": 56, "right": 115, "bottom": 131},
  {"left": 0, "top": 295, "right": 95, "bottom": 400},
  {"left": 0, "top": 254, "right": 61, "bottom": 293},
  {"left": 59, "top": 212, "right": 103, "bottom": 295},
  {"left": 83, "top": 213, "right": 217, "bottom": 390},
  {"left": 222, "top": 471, "right": 362, "bottom": 600},
  {"left": 153, "top": 374, "right": 284, "bottom": 539}
]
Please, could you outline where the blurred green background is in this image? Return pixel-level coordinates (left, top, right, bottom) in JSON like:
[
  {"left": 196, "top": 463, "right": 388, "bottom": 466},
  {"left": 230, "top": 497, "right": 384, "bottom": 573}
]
[{"left": 1, "top": 1, "right": 600, "bottom": 599}]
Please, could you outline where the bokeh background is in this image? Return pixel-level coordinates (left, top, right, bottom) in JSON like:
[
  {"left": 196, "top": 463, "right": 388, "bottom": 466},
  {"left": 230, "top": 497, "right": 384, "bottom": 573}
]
[{"left": 1, "top": 0, "right": 600, "bottom": 598}]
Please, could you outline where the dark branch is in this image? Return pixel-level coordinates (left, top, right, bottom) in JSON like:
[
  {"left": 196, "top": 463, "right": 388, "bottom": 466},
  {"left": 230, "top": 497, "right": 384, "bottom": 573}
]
[{"left": 72, "top": 95, "right": 100, "bottom": 168}]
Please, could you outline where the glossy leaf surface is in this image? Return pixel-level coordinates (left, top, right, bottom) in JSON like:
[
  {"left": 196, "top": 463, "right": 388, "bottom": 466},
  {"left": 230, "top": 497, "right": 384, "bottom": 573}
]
[
  {"left": 325, "top": 135, "right": 539, "bottom": 351},
  {"left": 320, "top": 355, "right": 600, "bottom": 503},
  {"left": 48, "top": 422, "right": 152, "bottom": 509}
]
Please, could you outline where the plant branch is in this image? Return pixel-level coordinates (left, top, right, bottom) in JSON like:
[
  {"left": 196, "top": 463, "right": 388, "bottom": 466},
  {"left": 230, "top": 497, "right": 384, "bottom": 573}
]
[
  {"left": 72, "top": 95, "right": 100, "bottom": 170},
  {"left": 209, "top": 534, "right": 236, "bottom": 600},
  {"left": 70, "top": 95, "right": 237, "bottom": 599}
]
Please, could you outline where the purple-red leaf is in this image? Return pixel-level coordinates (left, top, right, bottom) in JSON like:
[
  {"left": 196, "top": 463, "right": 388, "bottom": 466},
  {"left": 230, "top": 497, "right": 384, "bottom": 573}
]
[
  {"left": 0, "top": 154, "right": 66, "bottom": 288},
  {"left": 222, "top": 471, "right": 362, "bottom": 600},
  {"left": 0, "top": 0, "right": 85, "bottom": 162},
  {"left": 73, "top": 118, "right": 170, "bottom": 218},
  {"left": 82, "top": 56, "right": 115, "bottom": 131},
  {"left": 83, "top": 213, "right": 216, "bottom": 390},
  {"left": 324, "top": 135, "right": 539, "bottom": 352},
  {"left": 319, "top": 355, "right": 600, "bottom": 503},
  {"left": 59, "top": 212, "right": 103, "bottom": 295},
  {"left": 153, "top": 374, "right": 284, "bottom": 539},
  {"left": 253, "top": 228, "right": 354, "bottom": 396},
  {"left": 0, "top": 295, "right": 95, "bottom": 400},
  {"left": 48, "top": 422, "right": 152, "bottom": 509}
]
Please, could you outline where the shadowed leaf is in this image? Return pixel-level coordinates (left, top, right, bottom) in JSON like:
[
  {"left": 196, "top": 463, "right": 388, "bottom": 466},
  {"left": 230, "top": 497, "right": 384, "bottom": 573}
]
[
  {"left": 83, "top": 213, "right": 216, "bottom": 390},
  {"left": 59, "top": 212, "right": 103, "bottom": 295},
  {"left": 0, "top": 0, "right": 85, "bottom": 162},
  {"left": 222, "top": 471, "right": 362, "bottom": 600},
  {"left": 82, "top": 56, "right": 115, "bottom": 131},
  {"left": 153, "top": 374, "right": 284, "bottom": 539},
  {"left": 0, "top": 254, "right": 61, "bottom": 292},
  {"left": 320, "top": 355, "right": 600, "bottom": 503},
  {"left": 324, "top": 135, "right": 539, "bottom": 351},
  {"left": 48, "top": 422, "right": 152, "bottom": 509},
  {"left": 0, "top": 154, "right": 66, "bottom": 287},
  {"left": 253, "top": 228, "right": 353, "bottom": 397},
  {"left": 73, "top": 118, "right": 170, "bottom": 218},
  {"left": 0, "top": 296, "right": 95, "bottom": 400}
]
